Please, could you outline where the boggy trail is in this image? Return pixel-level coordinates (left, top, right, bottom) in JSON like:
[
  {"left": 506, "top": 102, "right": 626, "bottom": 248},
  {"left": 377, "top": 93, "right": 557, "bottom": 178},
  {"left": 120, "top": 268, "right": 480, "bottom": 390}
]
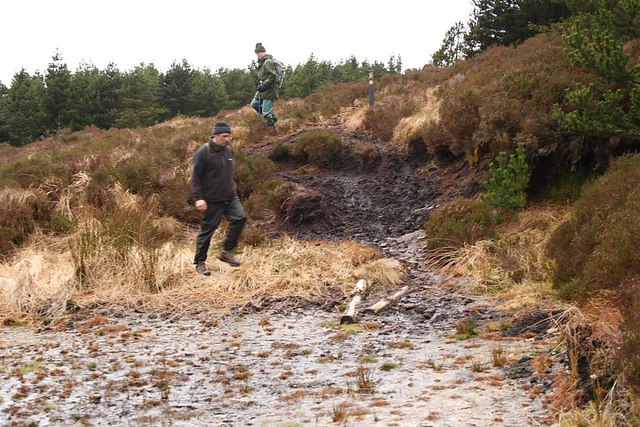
[{"left": 0, "top": 124, "right": 561, "bottom": 426}]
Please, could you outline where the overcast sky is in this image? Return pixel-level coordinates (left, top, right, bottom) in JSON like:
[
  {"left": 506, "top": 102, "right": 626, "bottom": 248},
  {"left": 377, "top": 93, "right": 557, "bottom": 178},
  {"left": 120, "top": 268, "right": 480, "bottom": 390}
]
[{"left": 1, "top": 0, "right": 474, "bottom": 86}]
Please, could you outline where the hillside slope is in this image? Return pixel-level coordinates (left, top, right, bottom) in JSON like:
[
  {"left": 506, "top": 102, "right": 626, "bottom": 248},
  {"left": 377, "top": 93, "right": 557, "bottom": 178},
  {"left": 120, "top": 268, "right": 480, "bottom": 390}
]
[{"left": 0, "top": 117, "right": 566, "bottom": 426}]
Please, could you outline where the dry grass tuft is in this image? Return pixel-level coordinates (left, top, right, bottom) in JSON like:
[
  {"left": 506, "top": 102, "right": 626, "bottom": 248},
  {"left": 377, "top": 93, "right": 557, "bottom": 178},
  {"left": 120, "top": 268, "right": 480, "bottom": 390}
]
[
  {"left": 0, "top": 234, "right": 397, "bottom": 323},
  {"left": 352, "top": 258, "right": 403, "bottom": 288},
  {"left": 435, "top": 204, "right": 569, "bottom": 310},
  {"left": 392, "top": 87, "right": 441, "bottom": 153},
  {"left": 343, "top": 105, "right": 367, "bottom": 133},
  {"left": 550, "top": 300, "right": 632, "bottom": 425}
]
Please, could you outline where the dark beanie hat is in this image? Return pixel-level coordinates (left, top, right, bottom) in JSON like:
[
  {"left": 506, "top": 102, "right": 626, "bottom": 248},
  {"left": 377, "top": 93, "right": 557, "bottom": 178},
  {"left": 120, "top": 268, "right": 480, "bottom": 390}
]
[
  {"left": 211, "top": 121, "right": 232, "bottom": 135},
  {"left": 255, "top": 42, "right": 266, "bottom": 53}
]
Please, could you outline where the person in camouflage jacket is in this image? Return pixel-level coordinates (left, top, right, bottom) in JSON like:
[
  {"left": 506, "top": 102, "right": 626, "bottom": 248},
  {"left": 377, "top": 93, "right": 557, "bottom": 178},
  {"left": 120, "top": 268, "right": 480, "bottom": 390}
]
[{"left": 250, "top": 43, "right": 279, "bottom": 127}]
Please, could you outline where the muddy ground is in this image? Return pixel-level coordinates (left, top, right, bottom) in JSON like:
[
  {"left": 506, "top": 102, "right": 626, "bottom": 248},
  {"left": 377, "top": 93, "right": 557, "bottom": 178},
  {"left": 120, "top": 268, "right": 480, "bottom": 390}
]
[{"left": 0, "top": 123, "right": 564, "bottom": 426}]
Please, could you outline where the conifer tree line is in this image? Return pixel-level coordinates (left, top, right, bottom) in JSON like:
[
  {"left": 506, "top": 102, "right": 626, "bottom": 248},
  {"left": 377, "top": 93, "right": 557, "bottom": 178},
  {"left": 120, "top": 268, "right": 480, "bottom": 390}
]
[{"left": 0, "top": 53, "right": 402, "bottom": 146}]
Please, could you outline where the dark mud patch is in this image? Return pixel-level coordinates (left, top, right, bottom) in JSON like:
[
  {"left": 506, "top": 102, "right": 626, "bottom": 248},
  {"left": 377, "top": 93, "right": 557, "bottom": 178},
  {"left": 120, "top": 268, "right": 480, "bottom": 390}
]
[{"left": 502, "top": 310, "right": 565, "bottom": 339}]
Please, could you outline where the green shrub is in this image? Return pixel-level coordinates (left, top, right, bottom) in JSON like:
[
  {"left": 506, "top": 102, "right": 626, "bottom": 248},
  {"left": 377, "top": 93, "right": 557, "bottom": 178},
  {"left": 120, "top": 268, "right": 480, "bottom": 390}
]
[
  {"left": 0, "top": 164, "right": 18, "bottom": 188},
  {"left": 620, "top": 319, "right": 640, "bottom": 392},
  {"left": 49, "top": 214, "right": 76, "bottom": 233},
  {"left": 112, "top": 158, "right": 155, "bottom": 195},
  {"left": 481, "top": 142, "right": 530, "bottom": 211},
  {"left": 294, "top": 129, "right": 344, "bottom": 168},
  {"left": 548, "top": 154, "right": 640, "bottom": 392},
  {"left": 269, "top": 143, "right": 290, "bottom": 162},
  {"left": 547, "top": 153, "right": 640, "bottom": 301},
  {"left": 286, "top": 140, "right": 308, "bottom": 163},
  {"left": 263, "top": 179, "right": 296, "bottom": 211},
  {"left": 245, "top": 179, "right": 296, "bottom": 220},
  {"left": 543, "top": 169, "right": 596, "bottom": 204},
  {"left": 422, "top": 32, "right": 602, "bottom": 170},
  {"left": 424, "top": 197, "right": 502, "bottom": 251},
  {"left": 234, "top": 151, "right": 277, "bottom": 198}
]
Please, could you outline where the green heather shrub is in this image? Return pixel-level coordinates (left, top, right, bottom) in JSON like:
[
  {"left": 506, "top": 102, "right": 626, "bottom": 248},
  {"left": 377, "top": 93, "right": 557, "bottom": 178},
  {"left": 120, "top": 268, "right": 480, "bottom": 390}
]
[
  {"left": 262, "top": 179, "right": 296, "bottom": 211},
  {"left": 0, "top": 226, "right": 19, "bottom": 256},
  {"left": 0, "top": 164, "right": 18, "bottom": 188},
  {"left": 424, "top": 197, "right": 502, "bottom": 252},
  {"left": 49, "top": 214, "right": 76, "bottom": 233},
  {"left": 543, "top": 169, "right": 596, "bottom": 204},
  {"left": 269, "top": 142, "right": 290, "bottom": 162},
  {"left": 4, "top": 157, "right": 58, "bottom": 189},
  {"left": 245, "top": 179, "right": 296, "bottom": 220},
  {"left": 276, "top": 129, "right": 344, "bottom": 168},
  {"left": 547, "top": 153, "right": 640, "bottom": 301},
  {"left": 621, "top": 304, "right": 640, "bottom": 392},
  {"left": 112, "top": 157, "right": 155, "bottom": 195},
  {"left": 241, "top": 221, "right": 267, "bottom": 247},
  {"left": 297, "top": 129, "right": 343, "bottom": 168},
  {"left": 547, "top": 153, "right": 640, "bottom": 393},
  {"left": 482, "top": 142, "right": 530, "bottom": 211},
  {"left": 233, "top": 151, "right": 277, "bottom": 198},
  {"left": 282, "top": 101, "right": 317, "bottom": 123}
]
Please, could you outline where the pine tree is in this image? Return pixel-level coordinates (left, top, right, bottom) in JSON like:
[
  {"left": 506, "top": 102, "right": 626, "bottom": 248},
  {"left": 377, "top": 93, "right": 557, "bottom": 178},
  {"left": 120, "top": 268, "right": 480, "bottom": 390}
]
[
  {"left": 64, "top": 62, "right": 101, "bottom": 130},
  {"left": 189, "top": 70, "right": 228, "bottom": 117},
  {"left": 4, "top": 70, "right": 48, "bottom": 146},
  {"left": 163, "top": 59, "right": 195, "bottom": 117},
  {"left": 115, "top": 63, "right": 166, "bottom": 128},
  {"left": 44, "top": 52, "right": 71, "bottom": 132},
  {"left": 556, "top": 0, "right": 640, "bottom": 140},
  {"left": 217, "top": 68, "right": 255, "bottom": 109},
  {"left": 464, "top": 0, "right": 570, "bottom": 56},
  {"left": 431, "top": 22, "right": 467, "bottom": 66},
  {"left": 0, "top": 82, "right": 9, "bottom": 142},
  {"left": 482, "top": 142, "right": 531, "bottom": 210}
]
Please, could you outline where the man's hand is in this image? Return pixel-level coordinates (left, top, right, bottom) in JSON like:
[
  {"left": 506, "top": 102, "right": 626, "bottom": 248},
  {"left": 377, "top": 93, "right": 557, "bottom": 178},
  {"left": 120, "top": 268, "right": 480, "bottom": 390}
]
[
  {"left": 257, "top": 80, "right": 271, "bottom": 92},
  {"left": 195, "top": 199, "right": 207, "bottom": 211}
]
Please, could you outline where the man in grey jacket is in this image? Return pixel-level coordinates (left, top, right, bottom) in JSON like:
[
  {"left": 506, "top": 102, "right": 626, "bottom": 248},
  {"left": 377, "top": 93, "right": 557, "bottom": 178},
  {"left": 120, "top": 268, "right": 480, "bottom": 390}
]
[{"left": 191, "top": 121, "right": 246, "bottom": 275}]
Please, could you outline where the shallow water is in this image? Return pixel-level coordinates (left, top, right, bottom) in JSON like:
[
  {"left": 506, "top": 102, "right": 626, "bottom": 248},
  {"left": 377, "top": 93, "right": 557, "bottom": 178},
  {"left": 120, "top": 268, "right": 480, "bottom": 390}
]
[{"left": 1, "top": 304, "right": 556, "bottom": 427}]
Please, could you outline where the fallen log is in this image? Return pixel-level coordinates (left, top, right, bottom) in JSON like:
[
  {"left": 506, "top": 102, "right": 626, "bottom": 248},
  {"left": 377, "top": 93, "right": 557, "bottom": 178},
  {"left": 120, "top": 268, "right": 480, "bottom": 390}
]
[
  {"left": 340, "top": 279, "right": 368, "bottom": 324},
  {"left": 363, "top": 286, "right": 410, "bottom": 315}
]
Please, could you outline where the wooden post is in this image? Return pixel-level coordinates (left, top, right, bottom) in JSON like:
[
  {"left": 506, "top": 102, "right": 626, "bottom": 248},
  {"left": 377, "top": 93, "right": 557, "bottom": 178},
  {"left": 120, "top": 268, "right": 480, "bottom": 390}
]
[
  {"left": 340, "top": 279, "right": 368, "bottom": 324},
  {"left": 363, "top": 286, "right": 410, "bottom": 315},
  {"left": 368, "top": 71, "right": 375, "bottom": 108}
]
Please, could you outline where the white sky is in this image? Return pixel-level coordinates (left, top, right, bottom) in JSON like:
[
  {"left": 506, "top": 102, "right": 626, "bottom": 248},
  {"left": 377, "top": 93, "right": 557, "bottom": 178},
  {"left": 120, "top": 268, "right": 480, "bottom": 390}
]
[{"left": 0, "top": 0, "right": 474, "bottom": 86}]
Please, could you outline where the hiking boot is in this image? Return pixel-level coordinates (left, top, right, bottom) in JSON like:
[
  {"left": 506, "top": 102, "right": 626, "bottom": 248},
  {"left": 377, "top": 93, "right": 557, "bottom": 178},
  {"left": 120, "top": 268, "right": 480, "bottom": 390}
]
[
  {"left": 195, "top": 262, "right": 211, "bottom": 276},
  {"left": 266, "top": 116, "right": 276, "bottom": 127},
  {"left": 219, "top": 250, "right": 241, "bottom": 267}
]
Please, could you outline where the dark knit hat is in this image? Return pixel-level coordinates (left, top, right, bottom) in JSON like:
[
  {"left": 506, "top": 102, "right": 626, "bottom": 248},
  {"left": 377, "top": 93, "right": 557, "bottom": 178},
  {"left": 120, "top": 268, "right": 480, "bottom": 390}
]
[
  {"left": 211, "top": 121, "right": 232, "bottom": 135},
  {"left": 254, "top": 42, "right": 266, "bottom": 53}
]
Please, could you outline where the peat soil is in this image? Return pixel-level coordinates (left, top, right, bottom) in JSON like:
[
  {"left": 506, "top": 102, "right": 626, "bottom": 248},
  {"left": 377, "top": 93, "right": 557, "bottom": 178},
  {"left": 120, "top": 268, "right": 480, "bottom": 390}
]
[{"left": 0, "top": 123, "right": 564, "bottom": 426}]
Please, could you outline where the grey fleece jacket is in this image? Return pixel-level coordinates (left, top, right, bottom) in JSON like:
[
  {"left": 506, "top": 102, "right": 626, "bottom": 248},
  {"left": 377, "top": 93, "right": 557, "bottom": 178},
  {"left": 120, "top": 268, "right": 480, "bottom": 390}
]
[{"left": 191, "top": 140, "right": 237, "bottom": 203}]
